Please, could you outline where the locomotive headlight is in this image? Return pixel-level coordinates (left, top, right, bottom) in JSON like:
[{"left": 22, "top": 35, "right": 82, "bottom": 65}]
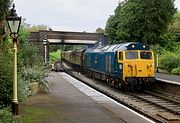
[
  {"left": 143, "top": 45, "right": 146, "bottom": 48},
  {"left": 119, "top": 64, "right": 122, "bottom": 69},
  {"left": 147, "top": 63, "right": 154, "bottom": 68},
  {"left": 132, "top": 45, "right": 135, "bottom": 48}
]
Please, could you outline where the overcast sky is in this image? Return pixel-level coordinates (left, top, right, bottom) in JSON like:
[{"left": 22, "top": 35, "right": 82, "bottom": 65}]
[{"left": 14, "top": 0, "right": 180, "bottom": 32}]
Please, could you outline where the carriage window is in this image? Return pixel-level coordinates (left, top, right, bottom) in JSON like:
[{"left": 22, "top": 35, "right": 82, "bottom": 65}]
[
  {"left": 140, "top": 52, "right": 152, "bottom": 59},
  {"left": 126, "top": 51, "right": 138, "bottom": 59},
  {"left": 119, "top": 52, "right": 123, "bottom": 60}
]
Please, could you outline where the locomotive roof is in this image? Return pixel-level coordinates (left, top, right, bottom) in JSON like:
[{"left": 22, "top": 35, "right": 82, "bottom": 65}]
[{"left": 85, "top": 42, "right": 150, "bottom": 53}]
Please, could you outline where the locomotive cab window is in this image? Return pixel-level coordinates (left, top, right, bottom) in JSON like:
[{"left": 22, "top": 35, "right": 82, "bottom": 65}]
[
  {"left": 118, "top": 52, "right": 123, "bottom": 60},
  {"left": 125, "top": 51, "right": 138, "bottom": 59},
  {"left": 140, "top": 51, "right": 152, "bottom": 59}
]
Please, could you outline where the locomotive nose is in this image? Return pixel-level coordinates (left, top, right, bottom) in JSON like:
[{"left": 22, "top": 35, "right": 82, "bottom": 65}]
[{"left": 126, "top": 62, "right": 154, "bottom": 77}]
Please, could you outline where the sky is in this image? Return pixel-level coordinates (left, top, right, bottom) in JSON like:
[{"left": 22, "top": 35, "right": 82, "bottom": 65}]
[{"left": 14, "top": 0, "right": 180, "bottom": 32}]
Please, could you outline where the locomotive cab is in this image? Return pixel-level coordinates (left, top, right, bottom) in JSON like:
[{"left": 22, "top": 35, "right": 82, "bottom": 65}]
[{"left": 117, "top": 44, "right": 155, "bottom": 86}]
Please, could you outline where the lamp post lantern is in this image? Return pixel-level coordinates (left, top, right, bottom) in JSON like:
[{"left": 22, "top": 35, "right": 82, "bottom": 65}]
[
  {"left": 6, "top": 3, "right": 21, "bottom": 116},
  {"left": 43, "top": 36, "right": 48, "bottom": 67}
]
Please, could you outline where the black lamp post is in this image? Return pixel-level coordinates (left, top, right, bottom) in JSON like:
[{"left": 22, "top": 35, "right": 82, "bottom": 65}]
[{"left": 6, "top": 3, "right": 21, "bottom": 116}]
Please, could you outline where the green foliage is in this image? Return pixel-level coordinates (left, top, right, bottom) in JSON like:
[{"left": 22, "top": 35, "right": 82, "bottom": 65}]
[
  {"left": 170, "top": 12, "right": 180, "bottom": 29},
  {"left": 18, "top": 45, "right": 42, "bottom": 67},
  {"left": 27, "top": 24, "right": 48, "bottom": 32},
  {"left": 105, "top": 0, "right": 176, "bottom": 44},
  {"left": 21, "top": 66, "right": 45, "bottom": 83},
  {"left": 17, "top": 25, "right": 49, "bottom": 94},
  {"left": 20, "top": 66, "right": 49, "bottom": 94},
  {"left": 0, "top": 52, "right": 13, "bottom": 108},
  {"left": 159, "top": 12, "right": 180, "bottom": 51},
  {"left": 171, "top": 67, "right": 180, "bottom": 75},
  {"left": 0, "top": 108, "right": 21, "bottom": 123},
  {"left": 17, "top": 76, "right": 29, "bottom": 101},
  {"left": 49, "top": 50, "right": 61, "bottom": 64},
  {"left": 159, "top": 51, "right": 180, "bottom": 72},
  {"left": 63, "top": 45, "right": 74, "bottom": 51},
  {"left": 20, "top": 106, "right": 54, "bottom": 123},
  {"left": 49, "top": 44, "right": 60, "bottom": 52},
  {"left": 95, "top": 27, "right": 105, "bottom": 33},
  {"left": 18, "top": 26, "right": 42, "bottom": 67},
  {"left": 0, "top": 0, "right": 11, "bottom": 21},
  {"left": 18, "top": 24, "right": 43, "bottom": 67},
  {"left": 0, "top": 0, "right": 11, "bottom": 43},
  {"left": 0, "top": 37, "right": 13, "bottom": 108},
  {"left": 63, "top": 45, "right": 86, "bottom": 51},
  {"left": 0, "top": 20, "right": 49, "bottom": 106}
]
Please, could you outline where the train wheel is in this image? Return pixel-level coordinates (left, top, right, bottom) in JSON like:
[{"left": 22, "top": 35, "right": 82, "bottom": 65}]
[
  {"left": 106, "top": 77, "right": 110, "bottom": 84},
  {"left": 115, "top": 79, "right": 120, "bottom": 88},
  {"left": 124, "top": 84, "right": 129, "bottom": 91},
  {"left": 88, "top": 71, "right": 91, "bottom": 77},
  {"left": 110, "top": 78, "right": 115, "bottom": 87},
  {"left": 89, "top": 71, "right": 92, "bottom": 78},
  {"left": 118, "top": 82, "right": 123, "bottom": 90}
]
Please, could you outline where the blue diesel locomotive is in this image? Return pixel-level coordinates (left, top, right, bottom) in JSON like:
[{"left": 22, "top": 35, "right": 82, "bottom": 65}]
[{"left": 62, "top": 42, "right": 155, "bottom": 90}]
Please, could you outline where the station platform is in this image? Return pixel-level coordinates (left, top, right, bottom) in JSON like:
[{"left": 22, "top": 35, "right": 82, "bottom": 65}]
[
  {"left": 155, "top": 72, "right": 180, "bottom": 85},
  {"left": 20, "top": 72, "right": 154, "bottom": 123}
]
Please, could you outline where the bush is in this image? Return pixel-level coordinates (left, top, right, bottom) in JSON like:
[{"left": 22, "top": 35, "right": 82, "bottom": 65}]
[
  {"left": 20, "top": 65, "right": 49, "bottom": 95},
  {"left": 0, "top": 52, "right": 13, "bottom": 108},
  {"left": 160, "top": 51, "right": 180, "bottom": 72},
  {"left": 0, "top": 108, "right": 20, "bottom": 123},
  {"left": 18, "top": 45, "right": 42, "bottom": 68},
  {"left": 17, "top": 33, "right": 49, "bottom": 96},
  {"left": 49, "top": 50, "right": 61, "bottom": 64},
  {"left": 171, "top": 67, "right": 180, "bottom": 75},
  {"left": 17, "top": 76, "right": 30, "bottom": 101}
]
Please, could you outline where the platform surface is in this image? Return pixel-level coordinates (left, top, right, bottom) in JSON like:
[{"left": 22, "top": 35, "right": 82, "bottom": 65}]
[
  {"left": 155, "top": 72, "right": 180, "bottom": 84},
  {"left": 20, "top": 72, "right": 155, "bottom": 123}
]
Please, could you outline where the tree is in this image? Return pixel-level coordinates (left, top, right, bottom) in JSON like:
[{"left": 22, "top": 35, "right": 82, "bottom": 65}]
[
  {"left": 105, "top": 0, "right": 176, "bottom": 45},
  {"left": 50, "top": 44, "right": 60, "bottom": 52},
  {"left": 27, "top": 24, "right": 48, "bottom": 32},
  {"left": 159, "top": 12, "right": 180, "bottom": 51},
  {"left": 0, "top": 0, "right": 11, "bottom": 41},
  {"left": 95, "top": 27, "right": 105, "bottom": 33}
]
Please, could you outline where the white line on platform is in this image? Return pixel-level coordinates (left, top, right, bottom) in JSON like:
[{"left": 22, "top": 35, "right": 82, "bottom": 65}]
[{"left": 156, "top": 78, "right": 180, "bottom": 86}]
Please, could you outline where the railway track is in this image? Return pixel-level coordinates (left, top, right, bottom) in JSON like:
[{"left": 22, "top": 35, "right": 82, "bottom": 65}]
[
  {"left": 61, "top": 62, "right": 180, "bottom": 123},
  {"left": 129, "top": 91, "right": 180, "bottom": 115}
]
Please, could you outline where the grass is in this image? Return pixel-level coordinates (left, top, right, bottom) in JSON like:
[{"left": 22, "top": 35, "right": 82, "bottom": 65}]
[
  {"left": 49, "top": 50, "right": 61, "bottom": 64},
  {"left": 20, "top": 106, "right": 54, "bottom": 123}
]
